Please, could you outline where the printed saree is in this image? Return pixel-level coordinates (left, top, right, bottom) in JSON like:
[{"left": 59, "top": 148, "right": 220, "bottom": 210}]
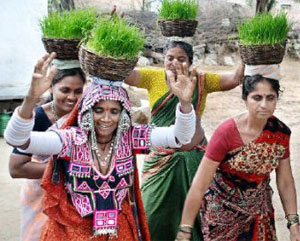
[
  {"left": 200, "top": 116, "right": 290, "bottom": 241},
  {"left": 141, "top": 76, "right": 206, "bottom": 241}
]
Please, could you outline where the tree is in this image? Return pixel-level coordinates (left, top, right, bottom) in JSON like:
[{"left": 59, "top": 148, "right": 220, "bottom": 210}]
[{"left": 48, "top": 0, "right": 75, "bottom": 14}]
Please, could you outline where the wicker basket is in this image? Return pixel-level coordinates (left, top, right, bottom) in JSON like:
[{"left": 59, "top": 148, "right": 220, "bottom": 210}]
[
  {"left": 239, "top": 42, "right": 286, "bottom": 65},
  {"left": 158, "top": 19, "right": 198, "bottom": 37},
  {"left": 79, "top": 46, "right": 138, "bottom": 81},
  {"left": 42, "top": 38, "right": 81, "bottom": 60}
]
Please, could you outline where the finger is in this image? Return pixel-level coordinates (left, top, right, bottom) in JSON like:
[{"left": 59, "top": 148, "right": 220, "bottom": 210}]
[
  {"left": 174, "top": 59, "right": 183, "bottom": 76},
  {"left": 41, "top": 52, "right": 56, "bottom": 74},
  {"left": 166, "top": 70, "right": 175, "bottom": 86},
  {"left": 47, "top": 66, "right": 58, "bottom": 84},
  {"left": 182, "top": 62, "right": 189, "bottom": 76},
  {"left": 191, "top": 66, "right": 197, "bottom": 79},
  {"left": 34, "top": 53, "right": 50, "bottom": 73}
]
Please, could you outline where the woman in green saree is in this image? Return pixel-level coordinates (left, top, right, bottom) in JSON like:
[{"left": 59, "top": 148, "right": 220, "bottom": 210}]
[{"left": 125, "top": 40, "right": 244, "bottom": 241}]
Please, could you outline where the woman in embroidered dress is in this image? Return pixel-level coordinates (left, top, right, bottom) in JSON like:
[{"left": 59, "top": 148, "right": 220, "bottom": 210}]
[
  {"left": 4, "top": 52, "right": 198, "bottom": 241},
  {"left": 125, "top": 40, "right": 244, "bottom": 241},
  {"left": 8, "top": 56, "right": 86, "bottom": 241},
  {"left": 176, "top": 65, "right": 300, "bottom": 241}
]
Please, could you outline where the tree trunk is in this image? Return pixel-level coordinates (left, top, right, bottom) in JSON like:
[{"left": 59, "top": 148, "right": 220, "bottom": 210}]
[
  {"left": 256, "top": 0, "right": 268, "bottom": 13},
  {"left": 48, "top": 0, "right": 75, "bottom": 14}
]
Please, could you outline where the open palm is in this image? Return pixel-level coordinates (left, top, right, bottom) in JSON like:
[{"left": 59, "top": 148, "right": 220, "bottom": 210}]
[
  {"left": 28, "top": 52, "right": 57, "bottom": 98},
  {"left": 167, "top": 60, "right": 197, "bottom": 104}
]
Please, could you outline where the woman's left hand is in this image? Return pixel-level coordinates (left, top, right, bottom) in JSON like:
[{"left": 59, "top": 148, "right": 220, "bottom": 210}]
[
  {"left": 167, "top": 60, "right": 197, "bottom": 105},
  {"left": 290, "top": 224, "right": 300, "bottom": 241}
]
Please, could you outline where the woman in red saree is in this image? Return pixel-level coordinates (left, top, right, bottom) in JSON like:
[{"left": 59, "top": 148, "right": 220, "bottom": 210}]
[{"left": 176, "top": 65, "right": 300, "bottom": 241}]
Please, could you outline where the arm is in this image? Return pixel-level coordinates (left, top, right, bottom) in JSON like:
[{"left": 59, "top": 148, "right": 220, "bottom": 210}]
[
  {"left": 276, "top": 157, "right": 300, "bottom": 240},
  {"left": 150, "top": 60, "right": 197, "bottom": 148},
  {"left": 7, "top": 53, "right": 57, "bottom": 149},
  {"left": 180, "top": 117, "right": 204, "bottom": 151},
  {"left": 177, "top": 157, "right": 220, "bottom": 240},
  {"left": 9, "top": 153, "right": 46, "bottom": 179},
  {"left": 124, "top": 69, "right": 141, "bottom": 87},
  {"left": 219, "top": 63, "right": 244, "bottom": 91}
]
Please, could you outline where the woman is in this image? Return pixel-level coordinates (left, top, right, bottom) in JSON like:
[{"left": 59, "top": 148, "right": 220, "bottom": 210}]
[
  {"left": 176, "top": 65, "right": 300, "bottom": 241},
  {"left": 8, "top": 58, "right": 86, "bottom": 241},
  {"left": 125, "top": 40, "right": 244, "bottom": 241},
  {"left": 4, "top": 52, "right": 197, "bottom": 240}
]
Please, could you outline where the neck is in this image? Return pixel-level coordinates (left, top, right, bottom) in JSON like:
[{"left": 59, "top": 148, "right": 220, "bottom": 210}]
[
  {"left": 51, "top": 102, "right": 67, "bottom": 119},
  {"left": 244, "top": 112, "right": 268, "bottom": 131},
  {"left": 97, "top": 135, "right": 114, "bottom": 145}
]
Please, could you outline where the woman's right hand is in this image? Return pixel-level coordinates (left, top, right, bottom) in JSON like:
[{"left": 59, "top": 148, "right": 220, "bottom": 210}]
[
  {"left": 28, "top": 52, "right": 57, "bottom": 99},
  {"left": 175, "top": 231, "right": 191, "bottom": 241}
]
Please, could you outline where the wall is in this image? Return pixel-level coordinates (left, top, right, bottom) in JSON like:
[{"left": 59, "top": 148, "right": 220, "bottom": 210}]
[{"left": 0, "top": 0, "right": 47, "bottom": 100}]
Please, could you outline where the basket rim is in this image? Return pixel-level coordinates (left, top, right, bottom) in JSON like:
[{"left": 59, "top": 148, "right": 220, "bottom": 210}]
[
  {"left": 158, "top": 18, "right": 198, "bottom": 22},
  {"left": 42, "top": 37, "right": 82, "bottom": 41},
  {"left": 238, "top": 41, "right": 287, "bottom": 47},
  {"left": 80, "top": 45, "right": 138, "bottom": 62}
]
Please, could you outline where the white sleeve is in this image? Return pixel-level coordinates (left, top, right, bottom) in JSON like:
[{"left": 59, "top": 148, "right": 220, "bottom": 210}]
[
  {"left": 4, "top": 107, "right": 63, "bottom": 155},
  {"left": 17, "top": 131, "right": 63, "bottom": 155},
  {"left": 4, "top": 107, "right": 35, "bottom": 146},
  {"left": 150, "top": 103, "right": 196, "bottom": 148}
]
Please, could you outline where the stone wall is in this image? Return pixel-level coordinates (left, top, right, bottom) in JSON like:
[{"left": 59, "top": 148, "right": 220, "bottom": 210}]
[{"left": 124, "top": 0, "right": 300, "bottom": 66}]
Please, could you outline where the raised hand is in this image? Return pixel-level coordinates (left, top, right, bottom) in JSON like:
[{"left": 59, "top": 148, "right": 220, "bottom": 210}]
[
  {"left": 28, "top": 52, "right": 57, "bottom": 99},
  {"left": 18, "top": 52, "right": 57, "bottom": 119},
  {"left": 167, "top": 59, "right": 197, "bottom": 109}
]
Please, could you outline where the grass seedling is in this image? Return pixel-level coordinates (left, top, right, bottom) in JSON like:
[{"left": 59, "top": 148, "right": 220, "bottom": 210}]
[{"left": 158, "top": 0, "right": 199, "bottom": 20}]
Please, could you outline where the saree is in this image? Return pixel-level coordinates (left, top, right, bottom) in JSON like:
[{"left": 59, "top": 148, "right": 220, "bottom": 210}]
[
  {"left": 141, "top": 76, "right": 205, "bottom": 241},
  {"left": 201, "top": 116, "right": 290, "bottom": 241}
]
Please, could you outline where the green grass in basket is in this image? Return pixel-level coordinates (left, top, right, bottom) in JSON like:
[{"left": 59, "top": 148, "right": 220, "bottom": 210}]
[
  {"left": 86, "top": 17, "right": 145, "bottom": 60},
  {"left": 40, "top": 8, "right": 98, "bottom": 39},
  {"left": 238, "top": 12, "right": 291, "bottom": 45},
  {"left": 158, "top": 0, "right": 199, "bottom": 20}
]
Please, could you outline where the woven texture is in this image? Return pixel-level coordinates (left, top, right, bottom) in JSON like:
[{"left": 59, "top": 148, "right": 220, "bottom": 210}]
[
  {"left": 239, "top": 42, "right": 286, "bottom": 65},
  {"left": 158, "top": 19, "right": 198, "bottom": 37},
  {"left": 79, "top": 46, "right": 138, "bottom": 81},
  {"left": 42, "top": 38, "right": 80, "bottom": 60}
]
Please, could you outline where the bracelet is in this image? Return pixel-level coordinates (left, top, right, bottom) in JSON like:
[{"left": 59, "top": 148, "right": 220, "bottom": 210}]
[
  {"left": 285, "top": 213, "right": 298, "bottom": 219},
  {"left": 178, "top": 224, "right": 193, "bottom": 234},
  {"left": 287, "top": 214, "right": 299, "bottom": 229}
]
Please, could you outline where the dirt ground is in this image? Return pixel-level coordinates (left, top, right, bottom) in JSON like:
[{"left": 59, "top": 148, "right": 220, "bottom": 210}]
[{"left": 0, "top": 58, "right": 299, "bottom": 240}]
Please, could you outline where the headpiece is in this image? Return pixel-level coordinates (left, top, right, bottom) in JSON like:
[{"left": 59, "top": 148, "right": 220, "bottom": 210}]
[{"left": 244, "top": 64, "right": 281, "bottom": 80}]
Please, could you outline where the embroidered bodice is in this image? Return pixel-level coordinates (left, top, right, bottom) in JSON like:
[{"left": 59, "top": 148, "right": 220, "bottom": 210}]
[{"left": 54, "top": 125, "right": 151, "bottom": 236}]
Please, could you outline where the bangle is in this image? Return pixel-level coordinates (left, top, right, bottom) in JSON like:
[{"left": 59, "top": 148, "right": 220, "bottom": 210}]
[
  {"left": 287, "top": 214, "right": 299, "bottom": 229},
  {"left": 285, "top": 213, "right": 298, "bottom": 219},
  {"left": 178, "top": 224, "right": 193, "bottom": 234}
]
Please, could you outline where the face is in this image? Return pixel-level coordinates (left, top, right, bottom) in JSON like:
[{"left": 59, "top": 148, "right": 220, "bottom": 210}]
[
  {"left": 245, "top": 80, "right": 278, "bottom": 120},
  {"left": 164, "top": 47, "right": 191, "bottom": 77},
  {"left": 51, "top": 75, "right": 84, "bottom": 116},
  {"left": 93, "top": 100, "right": 122, "bottom": 141}
]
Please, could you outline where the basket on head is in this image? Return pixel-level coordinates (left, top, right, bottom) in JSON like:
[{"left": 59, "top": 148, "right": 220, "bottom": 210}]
[
  {"left": 42, "top": 38, "right": 81, "bottom": 60},
  {"left": 79, "top": 46, "right": 138, "bottom": 81},
  {"left": 158, "top": 19, "right": 198, "bottom": 37},
  {"left": 239, "top": 42, "right": 286, "bottom": 65}
]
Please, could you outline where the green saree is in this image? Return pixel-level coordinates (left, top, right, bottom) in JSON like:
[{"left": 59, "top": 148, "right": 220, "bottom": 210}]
[{"left": 141, "top": 79, "right": 205, "bottom": 241}]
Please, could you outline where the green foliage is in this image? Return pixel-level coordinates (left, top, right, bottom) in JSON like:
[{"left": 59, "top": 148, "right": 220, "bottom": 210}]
[
  {"left": 40, "top": 8, "right": 98, "bottom": 39},
  {"left": 238, "top": 12, "right": 291, "bottom": 45},
  {"left": 86, "top": 17, "right": 145, "bottom": 60},
  {"left": 158, "top": 0, "right": 199, "bottom": 20}
]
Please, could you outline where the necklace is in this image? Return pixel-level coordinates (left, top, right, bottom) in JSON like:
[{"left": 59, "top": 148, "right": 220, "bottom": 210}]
[
  {"left": 95, "top": 139, "right": 114, "bottom": 167},
  {"left": 50, "top": 101, "right": 59, "bottom": 121}
]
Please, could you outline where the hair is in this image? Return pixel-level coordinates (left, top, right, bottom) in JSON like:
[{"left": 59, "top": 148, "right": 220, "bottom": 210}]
[
  {"left": 52, "top": 68, "right": 86, "bottom": 86},
  {"left": 163, "top": 40, "right": 193, "bottom": 64},
  {"left": 45, "top": 68, "right": 86, "bottom": 103},
  {"left": 242, "top": 75, "right": 281, "bottom": 100}
]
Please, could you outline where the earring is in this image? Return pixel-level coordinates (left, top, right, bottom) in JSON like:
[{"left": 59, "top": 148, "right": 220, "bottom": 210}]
[
  {"left": 79, "top": 109, "right": 94, "bottom": 131},
  {"left": 115, "top": 109, "right": 131, "bottom": 147}
]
